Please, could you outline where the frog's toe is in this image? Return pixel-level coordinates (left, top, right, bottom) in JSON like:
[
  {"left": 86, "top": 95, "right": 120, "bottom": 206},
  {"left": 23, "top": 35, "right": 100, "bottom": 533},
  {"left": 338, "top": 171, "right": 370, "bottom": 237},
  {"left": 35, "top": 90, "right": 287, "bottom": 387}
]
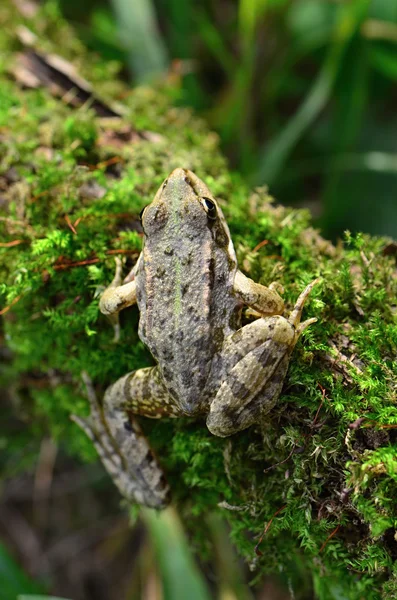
[
  {"left": 288, "top": 278, "right": 320, "bottom": 328},
  {"left": 70, "top": 414, "right": 94, "bottom": 440},
  {"left": 296, "top": 317, "right": 317, "bottom": 336}
]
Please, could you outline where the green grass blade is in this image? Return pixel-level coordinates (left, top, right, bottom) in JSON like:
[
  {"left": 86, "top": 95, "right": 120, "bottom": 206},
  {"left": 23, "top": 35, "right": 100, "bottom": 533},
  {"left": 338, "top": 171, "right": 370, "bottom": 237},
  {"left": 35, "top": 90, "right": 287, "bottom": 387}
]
[
  {"left": 142, "top": 507, "right": 212, "bottom": 600},
  {"left": 282, "top": 152, "right": 397, "bottom": 182},
  {"left": 109, "top": 0, "right": 168, "bottom": 82},
  {"left": 0, "top": 543, "right": 45, "bottom": 600},
  {"left": 370, "top": 45, "right": 397, "bottom": 80},
  {"left": 255, "top": 0, "right": 371, "bottom": 185},
  {"left": 166, "top": 0, "right": 191, "bottom": 59},
  {"left": 196, "top": 9, "right": 236, "bottom": 77},
  {"left": 321, "top": 32, "right": 369, "bottom": 232},
  {"left": 18, "top": 597, "right": 71, "bottom": 600}
]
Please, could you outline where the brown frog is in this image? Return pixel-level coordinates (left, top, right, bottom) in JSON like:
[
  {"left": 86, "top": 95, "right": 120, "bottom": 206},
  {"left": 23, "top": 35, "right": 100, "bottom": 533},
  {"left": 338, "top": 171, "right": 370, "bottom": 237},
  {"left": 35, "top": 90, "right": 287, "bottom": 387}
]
[{"left": 73, "top": 169, "right": 318, "bottom": 507}]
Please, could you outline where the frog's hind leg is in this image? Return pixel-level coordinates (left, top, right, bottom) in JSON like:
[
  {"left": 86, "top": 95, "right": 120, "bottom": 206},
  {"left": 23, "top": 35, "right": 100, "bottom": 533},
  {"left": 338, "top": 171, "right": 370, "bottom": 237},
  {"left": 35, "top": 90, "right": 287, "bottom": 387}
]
[
  {"left": 207, "top": 279, "right": 319, "bottom": 438},
  {"left": 72, "top": 367, "right": 182, "bottom": 508},
  {"left": 206, "top": 319, "right": 291, "bottom": 437}
]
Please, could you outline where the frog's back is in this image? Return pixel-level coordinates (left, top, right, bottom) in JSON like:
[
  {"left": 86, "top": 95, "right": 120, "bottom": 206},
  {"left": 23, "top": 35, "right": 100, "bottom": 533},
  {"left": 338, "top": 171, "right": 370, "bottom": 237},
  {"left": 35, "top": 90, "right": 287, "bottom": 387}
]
[{"left": 136, "top": 169, "right": 239, "bottom": 415}]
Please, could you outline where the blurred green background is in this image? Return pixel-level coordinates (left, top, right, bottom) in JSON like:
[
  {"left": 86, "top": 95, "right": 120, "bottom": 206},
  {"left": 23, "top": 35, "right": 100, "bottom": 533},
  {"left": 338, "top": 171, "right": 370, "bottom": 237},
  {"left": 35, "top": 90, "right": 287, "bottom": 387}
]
[{"left": 58, "top": 0, "right": 397, "bottom": 240}]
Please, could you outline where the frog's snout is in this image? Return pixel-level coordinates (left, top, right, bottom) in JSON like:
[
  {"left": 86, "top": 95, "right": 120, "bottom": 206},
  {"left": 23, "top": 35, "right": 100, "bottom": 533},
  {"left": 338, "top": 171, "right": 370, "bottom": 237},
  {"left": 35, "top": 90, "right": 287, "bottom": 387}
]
[{"left": 168, "top": 167, "right": 190, "bottom": 181}]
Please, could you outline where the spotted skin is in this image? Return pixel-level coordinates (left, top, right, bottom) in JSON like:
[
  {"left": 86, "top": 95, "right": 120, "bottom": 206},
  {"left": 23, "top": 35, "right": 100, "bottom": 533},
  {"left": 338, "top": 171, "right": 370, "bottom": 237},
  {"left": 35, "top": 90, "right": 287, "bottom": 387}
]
[
  {"left": 72, "top": 372, "right": 171, "bottom": 508},
  {"left": 207, "top": 320, "right": 295, "bottom": 437},
  {"left": 73, "top": 168, "right": 318, "bottom": 508}
]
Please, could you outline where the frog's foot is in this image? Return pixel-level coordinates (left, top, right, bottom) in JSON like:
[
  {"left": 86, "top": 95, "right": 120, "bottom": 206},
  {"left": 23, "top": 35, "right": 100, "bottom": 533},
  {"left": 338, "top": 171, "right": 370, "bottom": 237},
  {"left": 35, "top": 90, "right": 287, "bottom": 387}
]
[
  {"left": 288, "top": 278, "right": 320, "bottom": 337},
  {"left": 245, "top": 282, "right": 284, "bottom": 319},
  {"left": 99, "top": 258, "right": 138, "bottom": 343},
  {"left": 71, "top": 371, "right": 170, "bottom": 509},
  {"left": 234, "top": 270, "right": 285, "bottom": 316},
  {"left": 99, "top": 258, "right": 140, "bottom": 342}
]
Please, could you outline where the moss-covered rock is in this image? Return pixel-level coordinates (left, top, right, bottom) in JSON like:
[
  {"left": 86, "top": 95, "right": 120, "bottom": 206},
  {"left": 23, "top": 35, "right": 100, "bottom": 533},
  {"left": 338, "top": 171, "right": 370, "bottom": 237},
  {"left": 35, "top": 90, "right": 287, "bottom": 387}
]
[{"left": 1, "top": 3, "right": 396, "bottom": 599}]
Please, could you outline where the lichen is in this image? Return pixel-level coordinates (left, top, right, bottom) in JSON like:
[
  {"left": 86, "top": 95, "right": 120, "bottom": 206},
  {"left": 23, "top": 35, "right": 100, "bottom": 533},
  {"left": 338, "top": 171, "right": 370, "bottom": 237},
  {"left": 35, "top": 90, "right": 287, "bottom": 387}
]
[{"left": 0, "top": 3, "right": 396, "bottom": 599}]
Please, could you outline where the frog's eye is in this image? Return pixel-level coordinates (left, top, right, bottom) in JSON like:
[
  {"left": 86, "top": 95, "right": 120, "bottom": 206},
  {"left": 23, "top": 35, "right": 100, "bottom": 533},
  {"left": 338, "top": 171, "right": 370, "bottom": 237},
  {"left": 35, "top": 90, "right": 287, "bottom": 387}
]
[
  {"left": 139, "top": 206, "right": 147, "bottom": 222},
  {"left": 202, "top": 197, "right": 217, "bottom": 220}
]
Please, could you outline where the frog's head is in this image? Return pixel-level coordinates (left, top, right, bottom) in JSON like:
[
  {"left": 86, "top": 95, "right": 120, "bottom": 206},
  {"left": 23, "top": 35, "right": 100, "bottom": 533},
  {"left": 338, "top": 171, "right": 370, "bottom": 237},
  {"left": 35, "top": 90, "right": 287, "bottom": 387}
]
[{"left": 140, "top": 168, "right": 233, "bottom": 254}]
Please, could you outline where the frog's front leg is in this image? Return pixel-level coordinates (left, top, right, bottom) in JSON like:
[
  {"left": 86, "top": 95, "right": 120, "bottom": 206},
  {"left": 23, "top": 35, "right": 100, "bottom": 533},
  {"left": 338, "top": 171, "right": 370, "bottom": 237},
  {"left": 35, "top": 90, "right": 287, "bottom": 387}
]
[
  {"left": 72, "top": 367, "right": 183, "bottom": 508},
  {"left": 207, "top": 280, "right": 318, "bottom": 437},
  {"left": 99, "top": 257, "right": 141, "bottom": 341},
  {"left": 234, "top": 270, "right": 284, "bottom": 316},
  {"left": 99, "top": 256, "right": 140, "bottom": 316}
]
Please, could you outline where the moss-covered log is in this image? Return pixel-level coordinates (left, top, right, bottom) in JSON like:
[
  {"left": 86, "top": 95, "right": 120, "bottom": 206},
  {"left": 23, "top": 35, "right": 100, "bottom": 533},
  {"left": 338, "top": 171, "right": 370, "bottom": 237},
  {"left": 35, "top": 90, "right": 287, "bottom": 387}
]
[{"left": 1, "top": 4, "right": 396, "bottom": 599}]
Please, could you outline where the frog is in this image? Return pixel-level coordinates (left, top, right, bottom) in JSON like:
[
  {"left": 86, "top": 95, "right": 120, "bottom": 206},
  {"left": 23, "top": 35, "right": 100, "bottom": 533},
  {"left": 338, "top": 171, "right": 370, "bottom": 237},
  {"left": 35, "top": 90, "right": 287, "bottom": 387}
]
[{"left": 72, "top": 168, "right": 318, "bottom": 508}]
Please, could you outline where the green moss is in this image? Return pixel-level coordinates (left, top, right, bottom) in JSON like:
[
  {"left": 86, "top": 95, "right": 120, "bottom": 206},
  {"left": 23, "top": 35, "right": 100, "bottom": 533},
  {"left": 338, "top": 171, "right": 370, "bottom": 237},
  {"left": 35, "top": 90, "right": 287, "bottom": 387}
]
[{"left": 0, "top": 3, "right": 396, "bottom": 599}]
